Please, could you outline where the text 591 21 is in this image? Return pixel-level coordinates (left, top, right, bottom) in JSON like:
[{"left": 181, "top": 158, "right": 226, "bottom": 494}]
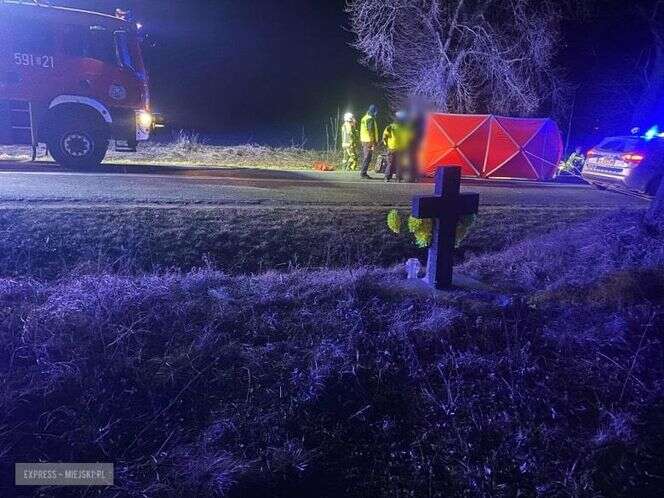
[{"left": 14, "top": 53, "right": 55, "bottom": 69}]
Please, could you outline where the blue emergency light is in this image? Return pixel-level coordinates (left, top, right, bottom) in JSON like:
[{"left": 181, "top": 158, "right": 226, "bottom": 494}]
[{"left": 643, "top": 125, "right": 664, "bottom": 141}]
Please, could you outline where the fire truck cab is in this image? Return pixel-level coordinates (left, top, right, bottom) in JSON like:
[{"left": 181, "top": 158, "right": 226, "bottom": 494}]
[{"left": 0, "top": 1, "right": 158, "bottom": 166}]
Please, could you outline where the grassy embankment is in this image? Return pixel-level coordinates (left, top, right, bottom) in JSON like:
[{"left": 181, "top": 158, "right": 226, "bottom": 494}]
[
  {"left": 0, "top": 206, "right": 615, "bottom": 279},
  {"left": 0, "top": 206, "right": 663, "bottom": 497}
]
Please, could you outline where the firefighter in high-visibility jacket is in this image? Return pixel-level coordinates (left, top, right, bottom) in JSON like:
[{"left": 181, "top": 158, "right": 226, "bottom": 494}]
[
  {"left": 341, "top": 112, "right": 359, "bottom": 171},
  {"left": 382, "top": 111, "right": 413, "bottom": 183},
  {"left": 359, "top": 105, "right": 379, "bottom": 179}
]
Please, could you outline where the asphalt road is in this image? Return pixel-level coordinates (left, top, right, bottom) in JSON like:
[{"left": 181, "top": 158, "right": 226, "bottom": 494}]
[{"left": 0, "top": 160, "right": 649, "bottom": 209}]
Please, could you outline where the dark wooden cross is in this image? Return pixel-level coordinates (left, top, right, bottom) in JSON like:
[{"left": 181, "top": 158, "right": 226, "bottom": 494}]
[{"left": 412, "top": 167, "right": 480, "bottom": 290}]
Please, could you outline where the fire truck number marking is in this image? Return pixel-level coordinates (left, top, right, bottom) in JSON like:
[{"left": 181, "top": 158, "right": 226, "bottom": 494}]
[{"left": 14, "top": 53, "right": 55, "bottom": 69}]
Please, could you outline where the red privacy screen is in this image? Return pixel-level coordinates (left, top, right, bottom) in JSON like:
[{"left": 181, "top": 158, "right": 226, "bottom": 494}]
[{"left": 419, "top": 114, "right": 563, "bottom": 180}]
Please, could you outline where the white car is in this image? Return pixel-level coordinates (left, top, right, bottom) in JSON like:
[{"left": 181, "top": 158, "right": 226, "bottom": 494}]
[{"left": 582, "top": 136, "right": 664, "bottom": 196}]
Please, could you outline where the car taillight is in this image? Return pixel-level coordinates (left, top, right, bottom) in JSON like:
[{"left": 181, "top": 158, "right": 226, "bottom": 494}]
[
  {"left": 621, "top": 153, "right": 645, "bottom": 164},
  {"left": 586, "top": 149, "right": 598, "bottom": 157}
]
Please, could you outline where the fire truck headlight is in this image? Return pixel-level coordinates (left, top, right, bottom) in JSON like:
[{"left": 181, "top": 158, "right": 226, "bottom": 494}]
[{"left": 137, "top": 111, "right": 153, "bottom": 129}]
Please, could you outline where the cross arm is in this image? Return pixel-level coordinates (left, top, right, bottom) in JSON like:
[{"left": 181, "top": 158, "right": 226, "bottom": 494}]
[{"left": 412, "top": 193, "right": 480, "bottom": 219}]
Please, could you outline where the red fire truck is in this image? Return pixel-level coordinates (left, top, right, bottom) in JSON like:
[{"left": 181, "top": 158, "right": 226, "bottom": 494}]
[{"left": 0, "top": 1, "right": 160, "bottom": 166}]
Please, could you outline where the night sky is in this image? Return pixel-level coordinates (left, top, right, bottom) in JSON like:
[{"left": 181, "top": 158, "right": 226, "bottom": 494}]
[
  {"left": 59, "top": 0, "right": 385, "bottom": 146},
  {"left": 562, "top": 1, "right": 660, "bottom": 150},
  {"left": 57, "top": 1, "right": 655, "bottom": 149}
]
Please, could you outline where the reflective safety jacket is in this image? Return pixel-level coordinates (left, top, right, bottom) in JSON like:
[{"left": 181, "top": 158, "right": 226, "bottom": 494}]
[
  {"left": 383, "top": 122, "right": 413, "bottom": 152},
  {"left": 360, "top": 114, "right": 379, "bottom": 144},
  {"left": 341, "top": 122, "right": 357, "bottom": 148},
  {"left": 564, "top": 152, "right": 585, "bottom": 172}
]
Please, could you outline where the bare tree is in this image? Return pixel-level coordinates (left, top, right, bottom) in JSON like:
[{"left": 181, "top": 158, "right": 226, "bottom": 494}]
[
  {"left": 644, "top": 178, "right": 664, "bottom": 232},
  {"left": 346, "top": 0, "right": 568, "bottom": 116}
]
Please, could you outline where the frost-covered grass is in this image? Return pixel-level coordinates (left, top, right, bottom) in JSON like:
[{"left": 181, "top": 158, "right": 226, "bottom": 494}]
[
  {"left": 0, "top": 133, "right": 342, "bottom": 170},
  {"left": 0, "top": 146, "right": 31, "bottom": 162},
  {"left": 461, "top": 210, "right": 664, "bottom": 294},
  {"left": 0, "top": 206, "right": 611, "bottom": 280},
  {"left": 0, "top": 211, "right": 663, "bottom": 497},
  {"left": 107, "top": 141, "right": 341, "bottom": 170}
]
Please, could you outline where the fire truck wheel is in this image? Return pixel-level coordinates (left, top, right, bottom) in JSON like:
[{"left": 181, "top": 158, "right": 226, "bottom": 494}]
[{"left": 48, "top": 118, "right": 109, "bottom": 168}]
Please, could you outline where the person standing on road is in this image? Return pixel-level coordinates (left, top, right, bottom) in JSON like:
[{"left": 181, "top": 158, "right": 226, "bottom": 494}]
[
  {"left": 383, "top": 111, "right": 412, "bottom": 183},
  {"left": 341, "top": 112, "right": 359, "bottom": 171},
  {"left": 406, "top": 110, "right": 424, "bottom": 183},
  {"left": 360, "top": 105, "right": 379, "bottom": 179}
]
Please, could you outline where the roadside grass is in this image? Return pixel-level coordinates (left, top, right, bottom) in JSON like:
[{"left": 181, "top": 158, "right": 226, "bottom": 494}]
[
  {"left": 0, "top": 138, "right": 342, "bottom": 170},
  {"left": 0, "top": 206, "right": 621, "bottom": 280},
  {"left": 0, "top": 211, "right": 662, "bottom": 497},
  {"left": 0, "top": 146, "right": 31, "bottom": 162},
  {"left": 108, "top": 141, "right": 342, "bottom": 170},
  {"left": 461, "top": 210, "right": 664, "bottom": 293}
]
